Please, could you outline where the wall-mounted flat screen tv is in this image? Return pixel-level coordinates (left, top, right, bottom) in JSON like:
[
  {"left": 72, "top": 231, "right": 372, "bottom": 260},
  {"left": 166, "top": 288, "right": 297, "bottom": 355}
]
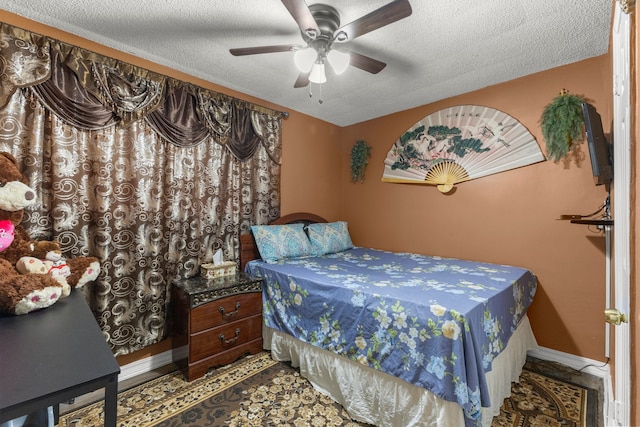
[{"left": 581, "top": 102, "right": 613, "bottom": 188}]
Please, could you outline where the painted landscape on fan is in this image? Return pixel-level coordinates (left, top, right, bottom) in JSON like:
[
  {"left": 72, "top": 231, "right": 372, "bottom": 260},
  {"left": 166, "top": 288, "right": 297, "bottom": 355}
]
[{"left": 382, "top": 105, "right": 546, "bottom": 192}]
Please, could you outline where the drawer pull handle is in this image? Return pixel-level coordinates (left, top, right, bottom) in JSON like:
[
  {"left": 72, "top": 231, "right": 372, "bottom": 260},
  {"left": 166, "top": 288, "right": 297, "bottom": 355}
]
[
  {"left": 219, "top": 328, "right": 240, "bottom": 345},
  {"left": 219, "top": 302, "right": 241, "bottom": 318}
]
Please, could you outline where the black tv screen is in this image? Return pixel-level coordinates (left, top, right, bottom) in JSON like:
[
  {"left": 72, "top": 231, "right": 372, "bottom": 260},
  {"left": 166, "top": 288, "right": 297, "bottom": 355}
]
[{"left": 581, "top": 102, "right": 613, "bottom": 187}]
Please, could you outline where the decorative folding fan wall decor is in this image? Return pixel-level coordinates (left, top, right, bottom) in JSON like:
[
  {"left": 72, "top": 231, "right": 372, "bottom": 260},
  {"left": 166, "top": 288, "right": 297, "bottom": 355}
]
[{"left": 382, "top": 105, "right": 545, "bottom": 193}]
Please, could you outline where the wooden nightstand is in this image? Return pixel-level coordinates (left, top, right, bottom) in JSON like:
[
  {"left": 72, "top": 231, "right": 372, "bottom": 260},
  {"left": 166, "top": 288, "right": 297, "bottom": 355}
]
[{"left": 172, "top": 272, "right": 263, "bottom": 381}]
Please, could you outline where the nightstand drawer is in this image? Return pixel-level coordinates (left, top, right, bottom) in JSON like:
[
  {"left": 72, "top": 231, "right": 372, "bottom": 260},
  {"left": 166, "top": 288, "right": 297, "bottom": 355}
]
[
  {"left": 190, "top": 292, "right": 261, "bottom": 333},
  {"left": 189, "top": 313, "right": 262, "bottom": 362}
]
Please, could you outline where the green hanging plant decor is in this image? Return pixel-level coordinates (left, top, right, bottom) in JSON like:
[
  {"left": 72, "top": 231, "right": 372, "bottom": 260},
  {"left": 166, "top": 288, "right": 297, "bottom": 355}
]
[
  {"left": 540, "top": 90, "right": 587, "bottom": 161},
  {"left": 350, "top": 139, "right": 371, "bottom": 183}
]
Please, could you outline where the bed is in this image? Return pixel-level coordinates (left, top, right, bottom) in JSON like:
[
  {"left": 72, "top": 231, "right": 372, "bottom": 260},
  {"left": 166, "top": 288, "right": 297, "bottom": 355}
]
[{"left": 240, "top": 213, "right": 538, "bottom": 427}]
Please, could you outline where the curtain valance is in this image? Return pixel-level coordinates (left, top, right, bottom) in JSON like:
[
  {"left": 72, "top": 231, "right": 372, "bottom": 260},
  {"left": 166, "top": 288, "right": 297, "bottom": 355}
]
[
  {"left": 0, "top": 21, "right": 282, "bottom": 357},
  {"left": 30, "top": 49, "right": 118, "bottom": 129},
  {"left": 0, "top": 22, "right": 284, "bottom": 162}
]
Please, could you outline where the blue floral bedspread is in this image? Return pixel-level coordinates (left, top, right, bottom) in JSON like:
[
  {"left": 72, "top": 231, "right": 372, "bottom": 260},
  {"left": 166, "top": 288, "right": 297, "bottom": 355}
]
[{"left": 246, "top": 247, "right": 537, "bottom": 426}]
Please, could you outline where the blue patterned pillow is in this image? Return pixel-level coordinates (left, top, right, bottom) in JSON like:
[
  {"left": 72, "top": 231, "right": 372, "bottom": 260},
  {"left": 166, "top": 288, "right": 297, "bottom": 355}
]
[
  {"left": 307, "top": 221, "right": 354, "bottom": 255},
  {"left": 251, "top": 224, "right": 313, "bottom": 264}
]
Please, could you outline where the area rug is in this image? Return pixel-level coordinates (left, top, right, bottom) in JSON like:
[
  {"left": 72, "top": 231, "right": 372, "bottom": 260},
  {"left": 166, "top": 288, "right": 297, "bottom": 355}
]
[
  {"left": 492, "top": 369, "right": 592, "bottom": 427},
  {"left": 59, "top": 352, "right": 594, "bottom": 427}
]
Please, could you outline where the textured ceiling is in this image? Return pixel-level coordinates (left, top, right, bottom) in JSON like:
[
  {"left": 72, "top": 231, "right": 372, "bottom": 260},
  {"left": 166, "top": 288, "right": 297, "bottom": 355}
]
[{"left": 0, "top": 0, "right": 612, "bottom": 126}]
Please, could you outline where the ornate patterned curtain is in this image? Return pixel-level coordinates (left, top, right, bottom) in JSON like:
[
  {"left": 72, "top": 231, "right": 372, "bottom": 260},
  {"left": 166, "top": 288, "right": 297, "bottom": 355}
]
[{"left": 0, "top": 23, "right": 282, "bottom": 356}]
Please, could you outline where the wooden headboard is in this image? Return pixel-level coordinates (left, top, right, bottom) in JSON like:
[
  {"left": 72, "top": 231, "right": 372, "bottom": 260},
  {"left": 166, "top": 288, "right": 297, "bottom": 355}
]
[{"left": 239, "top": 212, "right": 328, "bottom": 271}]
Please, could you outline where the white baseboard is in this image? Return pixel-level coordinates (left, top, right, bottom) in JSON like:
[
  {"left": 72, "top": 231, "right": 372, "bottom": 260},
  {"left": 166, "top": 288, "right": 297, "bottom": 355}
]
[
  {"left": 527, "top": 346, "right": 611, "bottom": 379},
  {"left": 118, "top": 345, "right": 187, "bottom": 383}
]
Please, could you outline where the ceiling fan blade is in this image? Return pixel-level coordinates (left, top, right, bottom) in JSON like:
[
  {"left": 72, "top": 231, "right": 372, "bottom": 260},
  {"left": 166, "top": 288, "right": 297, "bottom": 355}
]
[
  {"left": 281, "top": 0, "right": 320, "bottom": 39},
  {"left": 229, "top": 45, "right": 299, "bottom": 56},
  {"left": 294, "top": 71, "right": 310, "bottom": 88},
  {"left": 348, "top": 52, "right": 387, "bottom": 74},
  {"left": 333, "top": 0, "right": 412, "bottom": 42}
]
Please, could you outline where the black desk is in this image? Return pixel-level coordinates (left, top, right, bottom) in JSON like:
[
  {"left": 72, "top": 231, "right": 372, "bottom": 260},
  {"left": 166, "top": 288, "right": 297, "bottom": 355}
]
[{"left": 0, "top": 289, "right": 120, "bottom": 426}]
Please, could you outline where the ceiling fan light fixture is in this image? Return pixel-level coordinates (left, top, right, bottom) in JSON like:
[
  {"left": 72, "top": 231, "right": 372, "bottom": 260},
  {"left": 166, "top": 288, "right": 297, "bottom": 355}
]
[
  {"left": 294, "top": 47, "right": 317, "bottom": 72},
  {"left": 309, "top": 62, "right": 327, "bottom": 84},
  {"left": 327, "top": 50, "right": 350, "bottom": 75},
  {"left": 230, "top": 0, "right": 412, "bottom": 95},
  {"left": 304, "top": 28, "right": 318, "bottom": 39},
  {"left": 334, "top": 31, "right": 348, "bottom": 42}
]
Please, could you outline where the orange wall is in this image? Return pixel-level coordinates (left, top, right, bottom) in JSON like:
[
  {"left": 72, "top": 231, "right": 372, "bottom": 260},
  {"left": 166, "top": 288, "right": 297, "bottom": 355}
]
[
  {"left": 279, "top": 110, "right": 342, "bottom": 219},
  {"left": 339, "top": 55, "right": 613, "bottom": 362},
  {"left": 0, "top": 11, "right": 616, "bottom": 364}
]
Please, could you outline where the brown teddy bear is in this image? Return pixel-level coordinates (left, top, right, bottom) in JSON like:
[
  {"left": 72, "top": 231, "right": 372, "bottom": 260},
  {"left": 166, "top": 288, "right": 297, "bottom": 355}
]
[{"left": 0, "top": 152, "right": 101, "bottom": 315}]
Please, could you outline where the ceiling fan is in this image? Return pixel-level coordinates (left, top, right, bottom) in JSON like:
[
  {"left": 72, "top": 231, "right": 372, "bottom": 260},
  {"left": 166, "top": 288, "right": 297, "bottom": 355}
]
[{"left": 229, "top": 0, "right": 412, "bottom": 89}]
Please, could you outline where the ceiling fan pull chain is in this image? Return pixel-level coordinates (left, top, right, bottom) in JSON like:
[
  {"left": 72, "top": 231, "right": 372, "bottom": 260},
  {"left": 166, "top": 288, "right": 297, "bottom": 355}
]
[{"left": 308, "top": 83, "right": 323, "bottom": 104}]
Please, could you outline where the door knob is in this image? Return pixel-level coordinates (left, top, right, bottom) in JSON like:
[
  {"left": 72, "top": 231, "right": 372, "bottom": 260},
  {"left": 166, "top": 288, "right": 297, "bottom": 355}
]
[{"left": 604, "top": 308, "right": 628, "bottom": 325}]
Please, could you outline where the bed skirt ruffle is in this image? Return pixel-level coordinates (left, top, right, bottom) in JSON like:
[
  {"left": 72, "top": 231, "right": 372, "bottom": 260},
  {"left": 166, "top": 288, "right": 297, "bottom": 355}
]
[{"left": 264, "top": 314, "right": 537, "bottom": 427}]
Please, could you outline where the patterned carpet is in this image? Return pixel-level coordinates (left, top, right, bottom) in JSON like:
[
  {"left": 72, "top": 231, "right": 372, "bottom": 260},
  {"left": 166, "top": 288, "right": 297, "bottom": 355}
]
[{"left": 59, "top": 352, "right": 595, "bottom": 427}]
